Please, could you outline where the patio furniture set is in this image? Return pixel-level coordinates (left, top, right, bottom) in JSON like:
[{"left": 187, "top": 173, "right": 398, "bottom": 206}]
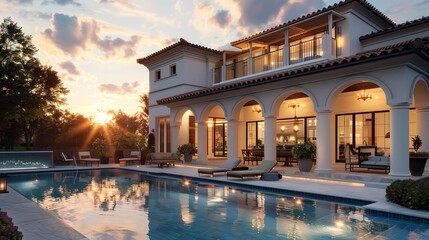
[{"left": 345, "top": 144, "right": 390, "bottom": 173}]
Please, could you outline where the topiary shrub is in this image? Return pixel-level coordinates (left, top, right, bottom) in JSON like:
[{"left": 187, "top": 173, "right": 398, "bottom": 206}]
[
  {"left": 385, "top": 178, "right": 429, "bottom": 210},
  {"left": 0, "top": 210, "right": 23, "bottom": 240}
]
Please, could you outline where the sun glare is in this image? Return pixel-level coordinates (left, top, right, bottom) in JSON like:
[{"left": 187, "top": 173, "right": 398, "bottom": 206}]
[{"left": 92, "top": 111, "right": 113, "bottom": 125}]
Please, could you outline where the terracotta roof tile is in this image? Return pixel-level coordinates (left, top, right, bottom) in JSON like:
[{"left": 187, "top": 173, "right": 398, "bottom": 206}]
[
  {"left": 158, "top": 37, "right": 428, "bottom": 105},
  {"left": 137, "top": 38, "right": 221, "bottom": 65},
  {"left": 231, "top": 0, "right": 395, "bottom": 46},
  {"left": 360, "top": 16, "right": 429, "bottom": 40}
]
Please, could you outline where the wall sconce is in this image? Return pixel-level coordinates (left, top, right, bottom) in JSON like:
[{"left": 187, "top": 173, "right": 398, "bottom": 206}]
[
  {"left": 252, "top": 106, "right": 262, "bottom": 113},
  {"left": 357, "top": 89, "right": 372, "bottom": 101},
  {"left": 293, "top": 121, "right": 299, "bottom": 132},
  {"left": 0, "top": 175, "right": 8, "bottom": 193}
]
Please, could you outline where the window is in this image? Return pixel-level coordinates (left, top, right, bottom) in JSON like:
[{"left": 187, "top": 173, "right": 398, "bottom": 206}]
[
  {"left": 155, "top": 70, "right": 161, "bottom": 80},
  {"left": 170, "top": 64, "right": 176, "bottom": 76}
]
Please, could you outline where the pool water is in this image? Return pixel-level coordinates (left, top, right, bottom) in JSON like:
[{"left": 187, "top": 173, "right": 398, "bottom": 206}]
[{"left": 7, "top": 169, "right": 429, "bottom": 240}]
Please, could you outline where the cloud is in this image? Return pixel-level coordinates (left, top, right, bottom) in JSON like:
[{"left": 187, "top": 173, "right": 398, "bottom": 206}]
[
  {"left": 42, "top": 0, "right": 81, "bottom": 6},
  {"left": 175, "top": 0, "right": 183, "bottom": 13},
  {"left": 163, "top": 38, "right": 180, "bottom": 46},
  {"left": 98, "top": 81, "right": 140, "bottom": 95},
  {"left": 8, "top": 0, "right": 81, "bottom": 5},
  {"left": 210, "top": 10, "right": 231, "bottom": 28},
  {"left": 59, "top": 61, "right": 80, "bottom": 75},
  {"left": 192, "top": 0, "right": 326, "bottom": 37},
  {"left": 18, "top": 10, "right": 51, "bottom": 20},
  {"left": 97, "top": 0, "right": 176, "bottom": 26},
  {"left": 6, "top": 0, "right": 32, "bottom": 4},
  {"left": 40, "top": 13, "right": 141, "bottom": 59}
]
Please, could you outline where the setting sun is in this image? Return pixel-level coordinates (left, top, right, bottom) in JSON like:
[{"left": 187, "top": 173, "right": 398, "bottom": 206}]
[{"left": 92, "top": 111, "right": 113, "bottom": 125}]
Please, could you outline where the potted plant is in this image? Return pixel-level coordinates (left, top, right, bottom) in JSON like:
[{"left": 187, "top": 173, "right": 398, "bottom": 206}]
[
  {"left": 177, "top": 143, "right": 197, "bottom": 162},
  {"left": 292, "top": 141, "right": 316, "bottom": 172},
  {"left": 409, "top": 135, "right": 429, "bottom": 176},
  {"left": 92, "top": 138, "right": 110, "bottom": 164}
]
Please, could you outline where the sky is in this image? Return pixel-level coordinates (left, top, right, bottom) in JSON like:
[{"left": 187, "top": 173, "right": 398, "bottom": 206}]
[{"left": 1, "top": 0, "right": 428, "bottom": 118}]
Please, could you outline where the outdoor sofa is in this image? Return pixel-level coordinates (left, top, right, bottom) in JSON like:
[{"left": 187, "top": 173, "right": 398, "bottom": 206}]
[
  {"left": 359, "top": 156, "right": 390, "bottom": 173},
  {"left": 146, "top": 152, "right": 180, "bottom": 168}
]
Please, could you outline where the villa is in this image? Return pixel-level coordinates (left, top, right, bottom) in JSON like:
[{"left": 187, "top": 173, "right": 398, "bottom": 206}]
[{"left": 137, "top": 0, "right": 429, "bottom": 177}]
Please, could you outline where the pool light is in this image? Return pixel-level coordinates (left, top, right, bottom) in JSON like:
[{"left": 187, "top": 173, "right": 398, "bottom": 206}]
[{"left": 0, "top": 175, "right": 8, "bottom": 193}]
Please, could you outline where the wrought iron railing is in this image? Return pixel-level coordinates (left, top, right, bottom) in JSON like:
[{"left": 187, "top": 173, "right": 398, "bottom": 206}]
[
  {"left": 214, "top": 67, "right": 222, "bottom": 84},
  {"left": 252, "top": 48, "right": 284, "bottom": 74},
  {"left": 213, "top": 36, "right": 335, "bottom": 84},
  {"left": 289, "top": 37, "right": 323, "bottom": 65},
  {"left": 225, "top": 59, "right": 248, "bottom": 80}
]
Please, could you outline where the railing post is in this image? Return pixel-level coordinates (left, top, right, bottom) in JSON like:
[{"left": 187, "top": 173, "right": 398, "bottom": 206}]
[
  {"left": 248, "top": 42, "right": 253, "bottom": 75},
  {"left": 283, "top": 29, "right": 289, "bottom": 66},
  {"left": 221, "top": 65, "right": 226, "bottom": 82}
]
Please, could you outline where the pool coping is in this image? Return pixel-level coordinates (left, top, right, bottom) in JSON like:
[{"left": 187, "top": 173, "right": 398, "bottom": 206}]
[
  {"left": 131, "top": 170, "right": 429, "bottom": 224},
  {"left": 1, "top": 165, "right": 429, "bottom": 239}
]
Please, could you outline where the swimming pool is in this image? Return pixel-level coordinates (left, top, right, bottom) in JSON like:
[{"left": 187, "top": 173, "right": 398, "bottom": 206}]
[{"left": 7, "top": 169, "right": 429, "bottom": 239}]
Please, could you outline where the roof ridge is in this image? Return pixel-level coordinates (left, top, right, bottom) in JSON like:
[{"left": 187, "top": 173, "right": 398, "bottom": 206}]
[
  {"left": 360, "top": 16, "right": 429, "bottom": 40},
  {"left": 137, "top": 38, "right": 221, "bottom": 65},
  {"left": 231, "top": 0, "right": 396, "bottom": 46}
]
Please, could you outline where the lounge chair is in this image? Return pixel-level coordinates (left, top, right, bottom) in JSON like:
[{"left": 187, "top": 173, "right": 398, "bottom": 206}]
[
  {"left": 119, "top": 151, "right": 141, "bottom": 166},
  {"left": 62, "top": 152, "right": 77, "bottom": 166},
  {"left": 227, "top": 160, "right": 277, "bottom": 181},
  {"left": 197, "top": 160, "right": 241, "bottom": 177},
  {"left": 78, "top": 151, "right": 100, "bottom": 167}
]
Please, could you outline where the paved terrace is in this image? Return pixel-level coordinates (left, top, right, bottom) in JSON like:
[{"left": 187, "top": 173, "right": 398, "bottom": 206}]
[{"left": 0, "top": 161, "right": 428, "bottom": 240}]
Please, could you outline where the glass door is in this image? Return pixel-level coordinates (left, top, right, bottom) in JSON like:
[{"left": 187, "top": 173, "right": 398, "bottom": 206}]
[{"left": 214, "top": 122, "right": 227, "bottom": 157}]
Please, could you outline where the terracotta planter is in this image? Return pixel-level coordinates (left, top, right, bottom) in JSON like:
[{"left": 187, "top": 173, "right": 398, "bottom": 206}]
[
  {"left": 409, "top": 157, "right": 428, "bottom": 176},
  {"left": 298, "top": 158, "right": 313, "bottom": 172},
  {"left": 184, "top": 153, "right": 192, "bottom": 162}
]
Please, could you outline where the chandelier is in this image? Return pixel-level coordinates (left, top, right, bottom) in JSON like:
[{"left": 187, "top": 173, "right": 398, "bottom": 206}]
[
  {"left": 357, "top": 89, "right": 372, "bottom": 101},
  {"left": 288, "top": 101, "right": 300, "bottom": 133}
]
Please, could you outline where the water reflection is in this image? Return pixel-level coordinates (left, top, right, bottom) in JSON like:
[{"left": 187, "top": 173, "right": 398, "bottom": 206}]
[{"left": 7, "top": 169, "right": 426, "bottom": 240}]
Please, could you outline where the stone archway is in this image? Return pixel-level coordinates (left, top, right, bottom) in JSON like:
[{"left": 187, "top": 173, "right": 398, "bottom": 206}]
[
  {"left": 327, "top": 78, "right": 390, "bottom": 169},
  {"left": 412, "top": 78, "right": 429, "bottom": 171}
]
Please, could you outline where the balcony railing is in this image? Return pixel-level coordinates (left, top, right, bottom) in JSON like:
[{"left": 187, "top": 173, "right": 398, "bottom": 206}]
[
  {"left": 214, "top": 67, "right": 222, "bottom": 84},
  {"left": 213, "top": 36, "right": 336, "bottom": 84},
  {"left": 253, "top": 48, "right": 284, "bottom": 74},
  {"left": 226, "top": 59, "right": 248, "bottom": 80},
  {"left": 290, "top": 37, "right": 322, "bottom": 65}
]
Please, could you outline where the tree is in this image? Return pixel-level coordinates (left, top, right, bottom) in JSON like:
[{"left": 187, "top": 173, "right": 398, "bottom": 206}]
[
  {"left": 0, "top": 18, "right": 68, "bottom": 150},
  {"left": 113, "top": 110, "right": 139, "bottom": 133},
  {"left": 137, "top": 93, "right": 149, "bottom": 137}
]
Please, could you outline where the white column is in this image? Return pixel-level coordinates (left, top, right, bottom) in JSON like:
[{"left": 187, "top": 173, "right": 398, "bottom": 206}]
[
  {"left": 264, "top": 116, "right": 277, "bottom": 161},
  {"left": 197, "top": 121, "right": 208, "bottom": 163},
  {"left": 389, "top": 104, "right": 411, "bottom": 177},
  {"left": 248, "top": 42, "right": 253, "bottom": 75},
  {"left": 170, "top": 122, "right": 180, "bottom": 154},
  {"left": 327, "top": 13, "right": 332, "bottom": 57},
  {"left": 315, "top": 111, "right": 332, "bottom": 171},
  {"left": 416, "top": 107, "right": 429, "bottom": 171},
  {"left": 283, "top": 29, "right": 289, "bottom": 66},
  {"left": 227, "top": 119, "right": 240, "bottom": 162},
  {"left": 222, "top": 52, "right": 226, "bottom": 82}
]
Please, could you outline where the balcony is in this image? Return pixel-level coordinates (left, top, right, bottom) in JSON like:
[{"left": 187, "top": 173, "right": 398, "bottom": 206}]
[{"left": 213, "top": 35, "right": 336, "bottom": 84}]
